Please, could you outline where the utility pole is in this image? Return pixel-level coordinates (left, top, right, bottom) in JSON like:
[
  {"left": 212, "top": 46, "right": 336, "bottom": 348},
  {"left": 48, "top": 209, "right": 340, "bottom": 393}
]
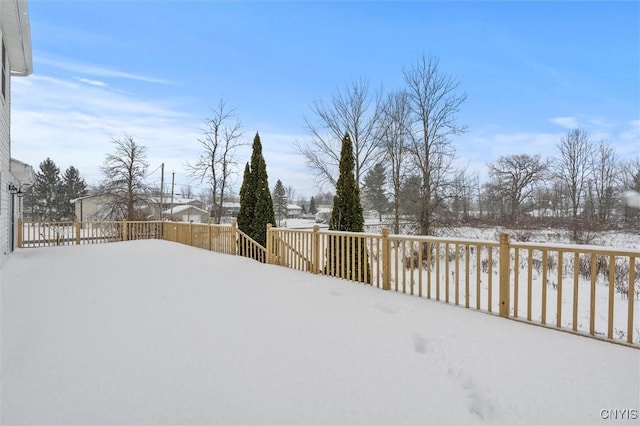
[
  {"left": 160, "top": 163, "right": 164, "bottom": 220},
  {"left": 170, "top": 171, "right": 175, "bottom": 219}
]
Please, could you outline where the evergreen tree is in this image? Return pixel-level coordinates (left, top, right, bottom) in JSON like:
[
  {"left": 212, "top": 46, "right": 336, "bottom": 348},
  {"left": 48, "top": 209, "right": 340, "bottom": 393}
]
[
  {"left": 399, "top": 175, "right": 421, "bottom": 220},
  {"left": 31, "top": 158, "right": 61, "bottom": 220},
  {"left": 329, "top": 133, "right": 365, "bottom": 232},
  {"left": 237, "top": 163, "right": 253, "bottom": 235},
  {"left": 237, "top": 133, "right": 275, "bottom": 250},
  {"left": 309, "top": 196, "right": 317, "bottom": 214},
  {"left": 60, "top": 166, "right": 88, "bottom": 220},
  {"left": 250, "top": 133, "right": 275, "bottom": 246},
  {"left": 362, "top": 162, "right": 388, "bottom": 221},
  {"left": 272, "top": 179, "right": 288, "bottom": 226},
  {"left": 326, "top": 132, "right": 370, "bottom": 282}
]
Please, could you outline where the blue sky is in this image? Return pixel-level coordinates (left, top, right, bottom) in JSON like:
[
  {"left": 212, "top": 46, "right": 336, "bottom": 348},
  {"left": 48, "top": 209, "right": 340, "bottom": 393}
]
[{"left": 11, "top": 0, "right": 640, "bottom": 199}]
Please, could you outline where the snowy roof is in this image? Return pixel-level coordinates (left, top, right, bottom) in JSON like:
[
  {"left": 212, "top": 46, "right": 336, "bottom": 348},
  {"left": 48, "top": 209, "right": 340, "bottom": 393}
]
[
  {"left": 287, "top": 204, "right": 302, "bottom": 210},
  {"left": 222, "top": 202, "right": 241, "bottom": 208},
  {"left": 163, "top": 205, "right": 209, "bottom": 215},
  {"left": 148, "top": 197, "right": 201, "bottom": 205},
  {"left": 9, "top": 158, "right": 35, "bottom": 186}
]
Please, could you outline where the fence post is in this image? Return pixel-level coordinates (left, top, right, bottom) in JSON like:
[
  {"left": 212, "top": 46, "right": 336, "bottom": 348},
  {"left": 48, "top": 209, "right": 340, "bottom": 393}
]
[
  {"left": 266, "top": 223, "right": 273, "bottom": 264},
  {"left": 75, "top": 221, "right": 81, "bottom": 245},
  {"left": 122, "top": 220, "right": 128, "bottom": 241},
  {"left": 382, "top": 228, "right": 391, "bottom": 290},
  {"left": 189, "top": 220, "right": 193, "bottom": 246},
  {"left": 499, "top": 233, "right": 511, "bottom": 318},
  {"left": 17, "top": 218, "right": 23, "bottom": 248},
  {"left": 230, "top": 222, "right": 237, "bottom": 255},
  {"left": 208, "top": 222, "right": 212, "bottom": 251},
  {"left": 312, "top": 225, "right": 320, "bottom": 274}
]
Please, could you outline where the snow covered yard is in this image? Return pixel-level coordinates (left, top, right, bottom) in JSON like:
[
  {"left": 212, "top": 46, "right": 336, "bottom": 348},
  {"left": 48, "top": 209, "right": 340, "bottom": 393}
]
[{"left": 1, "top": 240, "right": 638, "bottom": 425}]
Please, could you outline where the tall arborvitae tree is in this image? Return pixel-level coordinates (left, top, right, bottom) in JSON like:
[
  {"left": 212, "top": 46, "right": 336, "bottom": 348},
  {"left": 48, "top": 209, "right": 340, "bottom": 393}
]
[
  {"left": 251, "top": 133, "right": 275, "bottom": 246},
  {"left": 272, "top": 179, "right": 287, "bottom": 226},
  {"left": 326, "top": 132, "right": 370, "bottom": 282},
  {"left": 60, "top": 166, "right": 88, "bottom": 220},
  {"left": 237, "top": 163, "right": 253, "bottom": 234},
  {"left": 329, "top": 133, "right": 365, "bottom": 232},
  {"left": 237, "top": 132, "right": 275, "bottom": 249}
]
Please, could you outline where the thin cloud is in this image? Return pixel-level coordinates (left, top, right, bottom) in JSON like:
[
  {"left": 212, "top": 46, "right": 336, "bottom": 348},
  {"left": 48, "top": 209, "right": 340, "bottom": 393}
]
[
  {"left": 37, "top": 54, "right": 171, "bottom": 85},
  {"left": 549, "top": 116, "right": 579, "bottom": 129},
  {"left": 11, "top": 74, "right": 320, "bottom": 197},
  {"left": 11, "top": 75, "right": 199, "bottom": 187},
  {"left": 77, "top": 78, "right": 108, "bottom": 87}
]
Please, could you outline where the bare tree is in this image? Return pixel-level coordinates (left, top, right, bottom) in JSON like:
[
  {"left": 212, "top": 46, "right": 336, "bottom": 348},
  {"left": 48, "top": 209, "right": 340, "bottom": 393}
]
[
  {"left": 101, "top": 135, "right": 150, "bottom": 221},
  {"left": 296, "top": 78, "right": 384, "bottom": 189},
  {"left": 403, "top": 55, "right": 467, "bottom": 235},
  {"left": 554, "top": 128, "right": 593, "bottom": 222},
  {"left": 487, "top": 154, "right": 549, "bottom": 223},
  {"left": 180, "top": 185, "right": 195, "bottom": 199},
  {"left": 480, "top": 181, "right": 508, "bottom": 223},
  {"left": 449, "top": 167, "right": 477, "bottom": 224},
  {"left": 187, "top": 99, "right": 245, "bottom": 224},
  {"left": 285, "top": 185, "right": 297, "bottom": 206},
  {"left": 379, "top": 90, "right": 411, "bottom": 233},
  {"left": 590, "top": 140, "right": 619, "bottom": 225}
]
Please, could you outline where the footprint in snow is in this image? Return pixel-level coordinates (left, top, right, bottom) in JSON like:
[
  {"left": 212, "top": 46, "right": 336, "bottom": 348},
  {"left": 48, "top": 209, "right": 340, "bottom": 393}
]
[
  {"left": 375, "top": 303, "right": 395, "bottom": 314},
  {"left": 412, "top": 332, "right": 430, "bottom": 354},
  {"left": 447, "top": 368, "right": 496, "bottom": 422}
]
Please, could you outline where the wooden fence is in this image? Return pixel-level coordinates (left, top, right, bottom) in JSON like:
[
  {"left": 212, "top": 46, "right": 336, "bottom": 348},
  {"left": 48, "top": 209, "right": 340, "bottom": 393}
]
[
  {"left": 18, "top": 219, "right": 265, "bottom": 263},
  {"left": 19, "top": 220, "right": 162, "bottom": 247},
  {"left": 162, "top": 221, "right": 265, "bottom": 262},
  {"left": 17, "top": 219, "right": 639, "bottom": 347},
  {"left": 267, "top": 226, "right": 639, "bottom": 347}
]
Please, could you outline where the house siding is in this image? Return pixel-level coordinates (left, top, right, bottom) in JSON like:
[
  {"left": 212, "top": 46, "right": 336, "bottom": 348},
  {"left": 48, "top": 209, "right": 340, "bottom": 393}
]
[
  {"left": 73, "top": 195, "right": 114, "bottom": 222},
  {"left": 0, "top": 28, "right": 11, "bottom": 266}
]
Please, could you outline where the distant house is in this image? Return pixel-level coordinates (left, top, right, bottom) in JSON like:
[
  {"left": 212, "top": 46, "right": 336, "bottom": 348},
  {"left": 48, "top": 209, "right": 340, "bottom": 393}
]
[
  {"left": 163, "top": 205, "right": 210, "bottom": 223},
  {"left": 0, "top": 0, "right": 33, "bottom": 265},
  {"left": 72, "top": 194, "right": 208, "bottom": 221},
  {"left": 287, "top": 204, "right": 302, "bottom": 218},
  {"left": 72, "top": 194, "right": 118, "bottom": 222},
  {"left": 147, "top": 196, "right": 206, "bottom": 219},
  {"left": 221, "top": 201, "right": 241, "bottom": 217},
  {"left": 315, "top": 204, "right": 333, "bottom": 223}
]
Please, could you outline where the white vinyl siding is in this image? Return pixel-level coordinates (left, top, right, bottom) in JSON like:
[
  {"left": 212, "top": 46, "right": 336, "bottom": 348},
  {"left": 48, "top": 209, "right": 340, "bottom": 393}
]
[{"left": 0, "top": 31, "right": 11, "bottom": 264}]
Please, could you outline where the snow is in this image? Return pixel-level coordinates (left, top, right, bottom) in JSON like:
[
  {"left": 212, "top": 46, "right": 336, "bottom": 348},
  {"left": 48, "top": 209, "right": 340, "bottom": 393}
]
[
  {"left": 624, "top": 191, "right": 640, "bottom": 209},
  {"left": 1, "top": 240, "right": 639, "bottom": 425}
]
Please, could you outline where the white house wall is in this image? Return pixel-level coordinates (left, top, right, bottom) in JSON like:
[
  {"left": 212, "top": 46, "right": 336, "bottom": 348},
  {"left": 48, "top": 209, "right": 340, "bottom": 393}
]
[{"left": 0, "top": 27, "right": 11, "bottom": 266}]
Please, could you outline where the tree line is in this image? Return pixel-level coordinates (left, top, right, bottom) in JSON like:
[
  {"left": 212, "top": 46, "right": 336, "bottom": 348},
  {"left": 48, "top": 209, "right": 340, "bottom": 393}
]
[
  {"left": 293, "top": 54, "right": 640, "bottom": 237},
  {"left": 23, "top": 158, "right": 87, "bottom": 221},
  {"left": 23, "top": 53, "right": 639, "bottom": 241}
]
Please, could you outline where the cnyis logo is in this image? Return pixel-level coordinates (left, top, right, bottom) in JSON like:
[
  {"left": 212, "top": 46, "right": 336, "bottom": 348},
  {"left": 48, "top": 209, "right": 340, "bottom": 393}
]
[{"left": 600, "top": 409, "right": 639, "bottom": 420}]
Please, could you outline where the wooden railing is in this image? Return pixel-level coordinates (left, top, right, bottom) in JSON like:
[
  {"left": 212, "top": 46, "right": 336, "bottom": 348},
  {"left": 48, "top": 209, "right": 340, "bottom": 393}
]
[
  {"left": 19, "top": 219, "right": 265, "bottom": 263},
  {"left": 18, "top": 220, "right": 161, "bottom": 247},
  {"left": 17, "top": 219, "right": 639, "bottom": 347},
  {"left": 268, "top": 226, "right": 640, "bottom": 347},
  {"left": 160, "top": 221, "right": 265, "bottom": 262}
]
